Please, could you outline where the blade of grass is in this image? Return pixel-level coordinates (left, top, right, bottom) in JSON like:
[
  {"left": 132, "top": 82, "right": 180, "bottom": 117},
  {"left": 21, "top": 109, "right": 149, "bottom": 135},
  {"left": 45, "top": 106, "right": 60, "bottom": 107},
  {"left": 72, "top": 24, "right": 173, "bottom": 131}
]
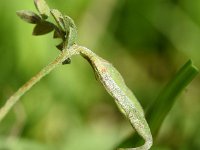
[
  {"left": 115, "top": 60, "right": 199, "bottom": 149},
  {"left": 147, "top": 60, "right": 198, "bottom": 137}
]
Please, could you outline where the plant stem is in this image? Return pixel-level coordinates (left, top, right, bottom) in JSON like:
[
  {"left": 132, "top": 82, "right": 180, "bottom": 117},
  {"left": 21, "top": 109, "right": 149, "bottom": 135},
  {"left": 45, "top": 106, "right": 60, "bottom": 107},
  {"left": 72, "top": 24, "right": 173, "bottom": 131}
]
[{"left": 0, "top": 44, "right": 79, "bottom": 123}]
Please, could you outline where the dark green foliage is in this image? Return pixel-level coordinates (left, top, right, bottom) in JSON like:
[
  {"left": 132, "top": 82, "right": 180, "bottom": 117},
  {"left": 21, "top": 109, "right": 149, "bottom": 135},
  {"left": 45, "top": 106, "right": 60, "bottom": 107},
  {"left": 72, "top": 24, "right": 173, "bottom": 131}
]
[
  {"left": 32, "top": 21, "right": 54, "bottom": 35},
  {"left": 56, "top": 42, "right": 64, "bottom": 50},
  {"left": 17, "top": 0, "right": 77, "bottom": 51},
  {"left": 53, "top": 29, "right": 64, "bottom": 39},
  {"left": 16, "top": 10, "right": 41, "bottom": 24}
]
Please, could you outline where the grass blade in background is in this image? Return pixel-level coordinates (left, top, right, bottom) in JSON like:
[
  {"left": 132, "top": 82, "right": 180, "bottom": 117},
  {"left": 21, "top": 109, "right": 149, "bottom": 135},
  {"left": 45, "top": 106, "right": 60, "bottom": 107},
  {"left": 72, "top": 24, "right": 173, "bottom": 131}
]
[
  {"left": 147, "top": 60, "right": 198, "bottom": 138},
  {"left": 115, "top": 60, "right": 199, "bottom": 149}
]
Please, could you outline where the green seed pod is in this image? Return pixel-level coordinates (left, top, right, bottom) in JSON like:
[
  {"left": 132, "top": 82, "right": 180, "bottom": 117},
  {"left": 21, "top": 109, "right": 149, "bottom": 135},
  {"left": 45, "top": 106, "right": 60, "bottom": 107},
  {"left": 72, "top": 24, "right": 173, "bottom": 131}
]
[{"left": 79, "top": 47, "right": 152, "bottom": 150}]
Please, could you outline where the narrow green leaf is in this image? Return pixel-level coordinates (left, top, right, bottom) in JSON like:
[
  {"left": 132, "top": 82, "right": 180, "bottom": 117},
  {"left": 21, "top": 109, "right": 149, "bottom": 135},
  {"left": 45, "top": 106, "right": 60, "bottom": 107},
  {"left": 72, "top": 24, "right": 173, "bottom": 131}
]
[
  {"left": 32, "top": 21, "right": 54, "bottom": 35},
  {"left": 147, "top": 60, "right": 199, "bottom": 137},
  {"left": 50, "top": 11, "right": 78, "bottom": 48},
  {"left": 64, "top": 16, "right": 77, "bottom": 48},
  {"left": 16, "top": 10, "right": 41, "bottom": 24},
  {"left": 115, "top": 60, "right": 199, "bottom": 149},
  {"left": 50, "top": 9, "right": 66, "bottom": 31},
  {"left": 53, "top": 26, "right": 66, "bottom": 40},
  {"left": 34, "top": 0, "right": 50, "bottom": 19}
]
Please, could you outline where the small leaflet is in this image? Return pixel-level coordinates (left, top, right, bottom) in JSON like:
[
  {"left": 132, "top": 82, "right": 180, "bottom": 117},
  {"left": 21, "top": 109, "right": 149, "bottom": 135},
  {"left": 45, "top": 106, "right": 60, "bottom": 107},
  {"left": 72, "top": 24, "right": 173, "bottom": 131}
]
[
  {"left": 64, "top": 16, "right": 77, "bottom": 48},
  {"left": 56, "top": 42, "right": 64, "bottom": 51},
  {"left": 33, "top": 21, "right": 54, "bottom": 35},
  {"left": 16, "top": 10, "right": 41, "bottom": 24},
  {"left": 50, "top": 9, "right": 66, "bottom": 32},
  {"left": 34, "top": 0, "right": 50, "bottom": 19}
]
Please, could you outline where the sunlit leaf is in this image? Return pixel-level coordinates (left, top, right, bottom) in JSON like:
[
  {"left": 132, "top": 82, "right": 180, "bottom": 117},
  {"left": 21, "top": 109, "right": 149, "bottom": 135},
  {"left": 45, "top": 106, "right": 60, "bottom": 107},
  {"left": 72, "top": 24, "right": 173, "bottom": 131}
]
[
  {"left": 50, "top": 9, "right": 66, "bottom": 31},
  {"left": 16, "top": 10, "right": 41, "bottom": 24},
  {"left": 32, "top": 21, "right": 54, "bottom": 35},
  {"left": 50, "top": 10, "right": 78, "bottom": 48},
  {"left": 146, "top": 60, "right": 199, "bottom": 137},
  {"left": 64, "top": 16, "right": 77, "bottom": 48},
  {"left": 34, "top": 0, "right": 50, "bottom": 19}
]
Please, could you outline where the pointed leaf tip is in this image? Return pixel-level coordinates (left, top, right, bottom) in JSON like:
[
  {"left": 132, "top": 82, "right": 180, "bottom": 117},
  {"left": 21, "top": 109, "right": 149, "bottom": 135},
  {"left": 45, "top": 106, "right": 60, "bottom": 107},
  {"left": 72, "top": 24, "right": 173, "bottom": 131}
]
[
  {"left": 16, "top": 10, "right": 41, "bottom": 24},
  {"left": 34, "top": 0, "right": 50, "bottom": 19},
  {"left": 50, "top": 9, "right": 66, "bottom": 31},
  {"left": 32, "top": 21, "right": 54, "bottom": 35},
  {"left": 53, "top": 29, "right": 65, "bottom": 39},
  {"left": 56, "top": 42, "right": 64, "bottom": 50}
]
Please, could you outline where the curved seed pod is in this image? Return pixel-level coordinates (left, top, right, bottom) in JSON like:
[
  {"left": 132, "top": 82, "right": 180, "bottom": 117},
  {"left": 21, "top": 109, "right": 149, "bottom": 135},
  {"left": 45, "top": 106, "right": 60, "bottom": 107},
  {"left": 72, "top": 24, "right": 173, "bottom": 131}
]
[{"left": 79, "top": 47, "right": 153, "bottom": 150}]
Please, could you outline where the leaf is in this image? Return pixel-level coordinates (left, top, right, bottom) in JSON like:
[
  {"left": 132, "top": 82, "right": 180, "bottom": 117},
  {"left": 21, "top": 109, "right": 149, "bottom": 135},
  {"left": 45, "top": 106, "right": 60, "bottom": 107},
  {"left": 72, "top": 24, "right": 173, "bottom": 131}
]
[
  {"left": 34, "top": 0, "right": 50, "bottom": 19},
  {"left": 50, "top": 11, "right": 78, "bottom": 48},
  {"left": 56, "top": 42, "right": 64, "bottom": 50},
  {"left": 64, "top": 16, "right": 77, "bottom": 48},
  {"left": 53, "top": 27, "right": 65, "bottom": 39},
  {"left": 53, "top": 30, "right": 61, "bottom": 38},
  {"left": 62, "top": 58, "right": 71, "bottom": 65},
  {"left": 146, "top": 60, "right": 199, "bottom": 137},
  {"left": 67, "top": 27, "right": 77, "bottom": 47},
  {"left": 16, "top": 10, "right": 41, "bottom": 24},
  {"left": 50, "top": 9, "right": 66, "bottom": 31},
  {"left": 32, "top": 21, "right": 54, "bottom": 35}
]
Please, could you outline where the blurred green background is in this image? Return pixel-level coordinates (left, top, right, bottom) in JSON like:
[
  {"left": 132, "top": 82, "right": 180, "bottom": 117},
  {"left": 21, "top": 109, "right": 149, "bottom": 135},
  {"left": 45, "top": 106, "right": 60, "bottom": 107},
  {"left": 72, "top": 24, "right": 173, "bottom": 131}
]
[{"left": 0, "top": 0, "right": 200, "bottom": 149}]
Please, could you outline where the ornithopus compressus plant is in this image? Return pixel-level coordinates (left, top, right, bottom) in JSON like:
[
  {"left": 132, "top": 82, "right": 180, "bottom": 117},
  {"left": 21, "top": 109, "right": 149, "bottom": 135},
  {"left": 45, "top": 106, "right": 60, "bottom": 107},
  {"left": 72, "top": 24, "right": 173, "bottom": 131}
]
[{"left": 0, "top": 0, "right": 198, "bottom": 150}]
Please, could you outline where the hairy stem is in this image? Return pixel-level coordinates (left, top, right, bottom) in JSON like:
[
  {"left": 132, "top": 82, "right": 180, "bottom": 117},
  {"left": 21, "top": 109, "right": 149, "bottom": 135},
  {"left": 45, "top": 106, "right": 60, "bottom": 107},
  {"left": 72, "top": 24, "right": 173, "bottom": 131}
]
[{"left": 0, "top": 45, "right": 79, "bottom": 122}]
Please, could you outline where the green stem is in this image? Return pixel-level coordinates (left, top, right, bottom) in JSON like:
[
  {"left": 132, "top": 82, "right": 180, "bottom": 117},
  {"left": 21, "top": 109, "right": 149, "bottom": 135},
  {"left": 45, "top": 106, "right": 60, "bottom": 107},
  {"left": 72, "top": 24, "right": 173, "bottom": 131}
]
[{"left": 0, "top": 45, "right": 79, "bottom": 123}]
